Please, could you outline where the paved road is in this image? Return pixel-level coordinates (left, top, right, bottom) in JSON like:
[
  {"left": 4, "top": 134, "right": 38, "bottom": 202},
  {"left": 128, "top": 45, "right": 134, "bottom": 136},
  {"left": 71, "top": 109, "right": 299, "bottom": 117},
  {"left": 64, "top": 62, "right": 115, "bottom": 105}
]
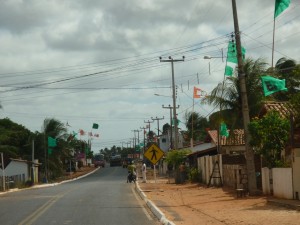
[{"left": 0, "top": 166, "right": 160, "bottom": 225}]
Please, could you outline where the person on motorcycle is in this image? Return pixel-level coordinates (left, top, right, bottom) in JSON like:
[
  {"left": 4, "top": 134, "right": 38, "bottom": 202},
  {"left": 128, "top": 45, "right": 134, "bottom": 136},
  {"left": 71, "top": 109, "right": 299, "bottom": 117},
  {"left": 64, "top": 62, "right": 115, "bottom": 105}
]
[{"left": 127, "top": 161, "right": 136, "bottom": 183}]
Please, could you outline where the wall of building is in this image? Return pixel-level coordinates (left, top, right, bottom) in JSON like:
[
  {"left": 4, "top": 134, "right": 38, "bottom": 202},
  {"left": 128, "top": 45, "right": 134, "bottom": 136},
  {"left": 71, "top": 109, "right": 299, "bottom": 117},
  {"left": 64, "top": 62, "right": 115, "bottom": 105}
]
[
  {"left": 262, "top": 167, "right": 293, "bottom": 199},
  {"left": 0, "top": 161, "right": 29, "bottom": 188},
  {"left": 273, "top": 168, "right": 293, "bottom": 199},
  {"left": 292, "top": 148, "right": 300, "bottom": 200}
]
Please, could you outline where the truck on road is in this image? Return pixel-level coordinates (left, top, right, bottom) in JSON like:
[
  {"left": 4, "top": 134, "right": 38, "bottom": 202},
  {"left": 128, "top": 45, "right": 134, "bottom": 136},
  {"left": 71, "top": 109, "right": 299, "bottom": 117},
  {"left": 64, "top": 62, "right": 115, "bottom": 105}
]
[{"left": 110, "top": 154, "right": 122, "bottom": 167}]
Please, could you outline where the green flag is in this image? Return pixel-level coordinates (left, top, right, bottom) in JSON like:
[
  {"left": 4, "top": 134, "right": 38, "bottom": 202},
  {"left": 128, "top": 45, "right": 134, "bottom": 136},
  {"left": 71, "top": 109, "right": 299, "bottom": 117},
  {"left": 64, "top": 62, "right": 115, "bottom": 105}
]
[
  {"left": 261, "top": 75, "right": 287, "bottom": 96},
  {"left": 172, "top": 118, "right": 180, "bottom": 126},
  {"left": 226, "top": 42, "right": 246, "bottom": 64},
  {"left": 92, "top": 123, "right": 99, "bottom": 129},
  {"left": 220, "top": 122, "right": 229, "bottom": 137},
  {"left": 225, "top": 65, "right": 234, "bottom": 76},
  {"left": 48, "top": 136, "right": 57, "bottom": 147},
  {"left": 135, "top": 145, "right": 140, "bottom": 152},
  {"left": 275, "top": 0, "right": 290, "bottom": 18}
]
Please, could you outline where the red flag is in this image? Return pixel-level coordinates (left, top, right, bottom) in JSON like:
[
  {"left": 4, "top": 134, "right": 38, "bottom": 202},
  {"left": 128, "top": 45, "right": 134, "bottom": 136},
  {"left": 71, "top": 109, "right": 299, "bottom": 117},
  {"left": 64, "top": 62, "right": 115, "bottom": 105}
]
[
  {"left": 193, "top": 87, "right": 201, "bottom": 98},
  {"left": 79, "top": 129, "right": 85, "bottom": 136}
]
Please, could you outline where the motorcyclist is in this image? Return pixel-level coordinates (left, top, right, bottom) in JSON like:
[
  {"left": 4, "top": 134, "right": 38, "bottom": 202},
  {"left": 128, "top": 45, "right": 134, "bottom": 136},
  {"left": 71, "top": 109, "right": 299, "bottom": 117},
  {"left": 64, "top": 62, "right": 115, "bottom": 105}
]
[{"left": 127, "top": 161, "right": 136, "bottom": 183}]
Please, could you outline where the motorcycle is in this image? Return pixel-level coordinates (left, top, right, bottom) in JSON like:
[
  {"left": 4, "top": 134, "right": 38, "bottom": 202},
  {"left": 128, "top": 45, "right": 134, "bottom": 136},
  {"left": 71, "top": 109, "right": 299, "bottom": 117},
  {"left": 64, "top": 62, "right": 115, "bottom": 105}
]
[{"left": 127, "top": 171, "right": 136, "bottom": 183}]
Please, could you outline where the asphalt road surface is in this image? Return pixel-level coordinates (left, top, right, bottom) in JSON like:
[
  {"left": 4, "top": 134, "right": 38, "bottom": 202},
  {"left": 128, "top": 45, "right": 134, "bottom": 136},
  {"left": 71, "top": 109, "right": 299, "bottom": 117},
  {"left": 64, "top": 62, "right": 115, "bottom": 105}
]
[{"left": 0, "top": 166, "right": 160, "bottom": 225}]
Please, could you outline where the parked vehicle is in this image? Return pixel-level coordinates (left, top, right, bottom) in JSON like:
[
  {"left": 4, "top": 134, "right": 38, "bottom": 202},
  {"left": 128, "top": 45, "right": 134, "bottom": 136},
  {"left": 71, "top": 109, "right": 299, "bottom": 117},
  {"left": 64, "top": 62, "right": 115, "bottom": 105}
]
[
  {"left": 93, "top": 154, "right": 105, "bottom": 167},
  {"left": 110, "top": 154, "right": 122, "bottom": 167}
]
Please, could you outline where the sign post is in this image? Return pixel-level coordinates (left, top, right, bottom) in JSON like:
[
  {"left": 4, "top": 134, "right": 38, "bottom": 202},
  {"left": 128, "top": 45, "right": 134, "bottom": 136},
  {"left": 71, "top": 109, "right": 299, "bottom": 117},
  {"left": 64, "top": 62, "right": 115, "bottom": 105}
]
[{"left": 144, "top": 143, "right": 164, "bottom": 182}]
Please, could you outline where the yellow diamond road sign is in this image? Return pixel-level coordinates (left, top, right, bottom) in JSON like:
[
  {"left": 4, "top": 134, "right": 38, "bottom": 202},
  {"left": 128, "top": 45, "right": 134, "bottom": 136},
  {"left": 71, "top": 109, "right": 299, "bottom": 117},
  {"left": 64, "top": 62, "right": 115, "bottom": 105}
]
[{"left": 144, "top": 144, "right": 164, "bottom": 164}]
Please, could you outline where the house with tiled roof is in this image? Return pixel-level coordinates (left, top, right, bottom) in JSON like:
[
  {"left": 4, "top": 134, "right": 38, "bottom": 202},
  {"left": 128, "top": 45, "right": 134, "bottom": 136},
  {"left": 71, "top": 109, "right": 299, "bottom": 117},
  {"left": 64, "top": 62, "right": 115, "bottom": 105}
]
[
  {"left": 259, "top": 101, "right": 300, "bottom": 200},
  {"left": 207, "top": 129, "right": 245, "bottom": 155}
]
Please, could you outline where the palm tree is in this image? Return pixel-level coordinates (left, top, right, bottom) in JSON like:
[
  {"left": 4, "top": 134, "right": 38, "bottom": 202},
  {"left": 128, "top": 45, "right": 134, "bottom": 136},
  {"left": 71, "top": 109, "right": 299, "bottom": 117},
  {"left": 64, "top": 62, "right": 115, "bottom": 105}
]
[
  {"left": 42, "top": 118, "right": 68, "bottom": 180},
  {"left": 202, "top": 58, "right": 268, "bottom": 129},
  {"left": 274, "top": 57, "right": 300, "bottom": 101},
  {"left": 185, "top": 112, "right": 209, "bottom": 142}
]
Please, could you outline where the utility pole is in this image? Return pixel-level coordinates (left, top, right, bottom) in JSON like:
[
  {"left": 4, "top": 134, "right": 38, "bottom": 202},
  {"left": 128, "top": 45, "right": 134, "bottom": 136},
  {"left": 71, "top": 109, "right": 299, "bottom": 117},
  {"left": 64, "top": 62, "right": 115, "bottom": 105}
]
[
  {"left": 32, "top": 139, "right": 35, "bottom": 183},
  {"left": 151, "top": 116, "right": 164, "bottom": 146},
  {"left": 140, "top": 126, "right": 147, "bottom": 157},
  {"left": 131, "top": 130, "right": 137, "bottom": 150},
  {"left": 160, "top": 56, "right": 185, "bottom": 149},
  {"left": 133, "top": 129, "right": 141, "bottom": 155},
  {"left": 120, "top": 141, "right": 126, "bottom": 150},
  {"left": 1, "top": 152, "right": 5, "bottom": 191},
  {"left": 162, "top": 104, "right": 179, "bottom": 150},
  {"left": 231, "top": 0, "right": 257, "bottom": 194},
  {"left": 144, "top": 120, "right": 154, "bottom": 143}
]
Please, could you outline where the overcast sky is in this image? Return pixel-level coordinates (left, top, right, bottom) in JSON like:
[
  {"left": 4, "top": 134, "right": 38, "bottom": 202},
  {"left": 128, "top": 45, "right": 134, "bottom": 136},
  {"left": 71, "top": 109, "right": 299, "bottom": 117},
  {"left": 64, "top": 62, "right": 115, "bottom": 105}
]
[{"left": 0, "top": 0, "right": 299, "bottom": 152}]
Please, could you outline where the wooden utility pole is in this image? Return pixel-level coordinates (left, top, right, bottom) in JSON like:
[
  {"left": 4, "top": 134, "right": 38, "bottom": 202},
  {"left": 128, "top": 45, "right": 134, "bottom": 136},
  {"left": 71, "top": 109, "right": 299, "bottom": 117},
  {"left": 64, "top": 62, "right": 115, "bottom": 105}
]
[{"left": 231, "top": 0, "right": 257, "bottom": 194}]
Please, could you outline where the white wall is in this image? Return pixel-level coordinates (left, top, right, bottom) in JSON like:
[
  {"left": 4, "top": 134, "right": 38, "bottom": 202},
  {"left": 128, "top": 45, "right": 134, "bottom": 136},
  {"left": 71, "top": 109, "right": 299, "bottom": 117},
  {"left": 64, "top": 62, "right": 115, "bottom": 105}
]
[
  {"left": 261, "top": 167, "right": 271, "bottom": 195},
  {"left": 293, "top": 148, "right": 300, "bottom": 199},
  {"left": 273, "top": 168, "right": 293, "bottom": 199},
  {"left": 1, "top": 161, "right": 29, "bottom": 182},
  {"left": 197, "top": 154, "right": 222, "bottom": 186}
]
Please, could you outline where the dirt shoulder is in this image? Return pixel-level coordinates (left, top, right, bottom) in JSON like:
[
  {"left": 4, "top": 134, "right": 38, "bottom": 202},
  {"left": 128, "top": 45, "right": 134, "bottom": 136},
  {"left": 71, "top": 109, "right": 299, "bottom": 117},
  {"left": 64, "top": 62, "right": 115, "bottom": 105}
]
[{"left": 138, "top": 177, "right": 300, "bottom": 225}]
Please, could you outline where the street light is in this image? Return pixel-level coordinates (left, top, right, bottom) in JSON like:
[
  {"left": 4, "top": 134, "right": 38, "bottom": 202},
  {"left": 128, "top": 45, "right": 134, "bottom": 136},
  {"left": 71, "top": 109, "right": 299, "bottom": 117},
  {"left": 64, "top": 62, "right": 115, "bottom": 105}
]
[
  {"left": 154, "top": 93, "right": 172, "bottom": 98},
  {"left": 203, "top": 48, "right": 224, "bottom": 75}
]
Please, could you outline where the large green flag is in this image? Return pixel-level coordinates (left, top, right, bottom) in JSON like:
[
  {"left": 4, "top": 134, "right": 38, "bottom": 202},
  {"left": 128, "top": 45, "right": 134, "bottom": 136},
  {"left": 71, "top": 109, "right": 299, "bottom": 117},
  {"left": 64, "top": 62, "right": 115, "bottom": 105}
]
[
  {"left": 225, "top": 65, "right": 234, "bottom": 76},
  {"left": 275, "top": 0, "right": 290, "bottom": 18},
  {"left": 220, "top": 122, "right": 229, "bottom": 137},
  {"left": 261, "top": 75, "right": 287, "bottom": 96},
  {"left": 48, "top": 136, "right": 57, "bottom": 147},
  {"left": 226, "top": 42, "right": 246, "bottom": 64}
]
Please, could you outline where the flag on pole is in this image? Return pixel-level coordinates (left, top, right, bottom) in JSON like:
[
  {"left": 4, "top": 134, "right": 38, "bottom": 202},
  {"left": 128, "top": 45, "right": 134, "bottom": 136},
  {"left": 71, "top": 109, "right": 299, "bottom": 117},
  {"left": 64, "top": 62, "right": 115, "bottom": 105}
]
[
  {"left": 92, "top": 123, "right": 99, "bottom": 129},
  {"left": 225, "top": 41, "right": 245, "bottom": 76},
  {"left": 193, "top": 87, "right": 202, "bottom": 98},
  {"left": 261, "top": 75, "right": 287, "bottom": 96},
  {"left": 225, "top": 65, "right": 233, "bottom": 76},
  {"left": 220, "top": 122, "right": 229, "bottom": 137},
  {"left": 275, "top": 0, "right": 290, "bottom": 18},
  {"left": 226, "top": 42, "right": 246, "bottom": 64},
  {"left": 48, "top": 136, "right": 57, "bottom": 147},
  {"left": 172, "top": 118, "right": 180, "bottom": 126}
]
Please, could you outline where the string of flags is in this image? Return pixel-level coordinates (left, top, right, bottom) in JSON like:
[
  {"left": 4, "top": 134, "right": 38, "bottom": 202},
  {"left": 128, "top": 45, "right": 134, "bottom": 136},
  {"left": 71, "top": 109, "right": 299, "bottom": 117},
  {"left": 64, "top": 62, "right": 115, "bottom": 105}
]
[{"left": 224, "top": 41, "right": 246, "bottom": 77}]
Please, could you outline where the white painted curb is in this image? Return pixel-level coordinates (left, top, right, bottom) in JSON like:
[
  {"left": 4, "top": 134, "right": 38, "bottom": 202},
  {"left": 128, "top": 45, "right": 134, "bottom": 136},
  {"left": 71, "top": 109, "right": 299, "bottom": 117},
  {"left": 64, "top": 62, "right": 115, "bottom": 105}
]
[{"left": 135, "top": 182, "right": 176, "bottom": 225}]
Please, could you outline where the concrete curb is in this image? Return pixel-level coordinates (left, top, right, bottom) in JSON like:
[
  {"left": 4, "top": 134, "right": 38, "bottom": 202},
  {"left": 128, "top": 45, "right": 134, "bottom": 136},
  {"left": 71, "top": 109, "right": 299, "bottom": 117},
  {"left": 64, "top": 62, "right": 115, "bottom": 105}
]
[
  {"left": 135, "top": 182, "right": 176, "bottom": 225},
  {"left": 0, "top": 167, "right": 100, "bottom": 195},
  {"left": 267, "top": 198, "right": 300, "bottom": 211}
]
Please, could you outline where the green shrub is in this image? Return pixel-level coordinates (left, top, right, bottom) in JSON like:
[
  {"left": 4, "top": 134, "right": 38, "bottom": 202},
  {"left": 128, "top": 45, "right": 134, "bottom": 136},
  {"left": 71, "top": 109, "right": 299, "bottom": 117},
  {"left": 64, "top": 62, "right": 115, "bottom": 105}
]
[{"left": 188, "top": 167, "right": 200, "bottom": 183}]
